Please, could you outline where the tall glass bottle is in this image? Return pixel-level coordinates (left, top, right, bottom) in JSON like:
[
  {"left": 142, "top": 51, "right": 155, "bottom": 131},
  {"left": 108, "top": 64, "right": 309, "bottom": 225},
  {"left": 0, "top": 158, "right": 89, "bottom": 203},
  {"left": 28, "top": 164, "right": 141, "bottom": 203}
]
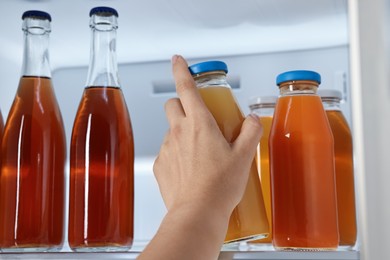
[
  {"left": 319, "top": 89, "right": 357, "bottom": 248},
  {"left": 248, "top": 96, "right": 277, "bottom": 245},
  {"left": 68, "top": 7, "right": 134, "bottom": 252},
  {"left": 0, "top": 11, "right": 66, "bottom": 252},
  {"left": 189, "top": 61, "right": 269, "bottom": 243},
  {"left": 269, "top": 70, "right": 338, "bottom": 250},
  {"left": 0, "top": 110, "right": 3, "bottom": 201},
  {"left": 0, "top": 110, "right": 3, "bottom": 167}
]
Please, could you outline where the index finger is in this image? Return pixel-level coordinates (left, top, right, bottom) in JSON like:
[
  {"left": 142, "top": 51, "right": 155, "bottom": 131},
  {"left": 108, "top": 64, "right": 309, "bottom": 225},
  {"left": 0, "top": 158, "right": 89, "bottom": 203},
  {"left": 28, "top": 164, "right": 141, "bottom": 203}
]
[{"left": 171, "top": 55, "right": 208, "bottom": 117}]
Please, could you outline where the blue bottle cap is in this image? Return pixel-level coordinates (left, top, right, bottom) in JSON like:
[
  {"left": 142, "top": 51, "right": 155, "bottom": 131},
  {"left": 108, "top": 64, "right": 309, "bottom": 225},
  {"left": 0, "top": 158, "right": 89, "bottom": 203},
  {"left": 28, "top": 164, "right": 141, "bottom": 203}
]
[
  {"left": 276, "top": 70, "right": 321, "bottom": 86},
  {"left": 188, "top": 61, "right": 228, "bottom": 75},
  {"left": 90, "top": 6, "right": 119, "bottom": 17},
  {"left": 22, "top": 10, "right": 51, "bottom": 22}
]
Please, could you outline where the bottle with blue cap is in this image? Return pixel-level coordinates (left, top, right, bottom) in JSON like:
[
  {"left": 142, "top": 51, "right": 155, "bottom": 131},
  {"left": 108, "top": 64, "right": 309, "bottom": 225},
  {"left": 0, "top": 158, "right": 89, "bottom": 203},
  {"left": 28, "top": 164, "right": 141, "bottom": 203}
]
[
  {"left": 319, "top": 89, "right": 357, "bottom": 248},
  {"left": 0, "top": 10, "right": 66, "bottom": 252},
  {"left": 189, "top": 61, "right": 269, "bottom": 243},
  {"left": 68, "top": 7, "right": 134, "bottom": 252},
  {"left": 269, "top": 70, "right": 339, "bottom": 250}
]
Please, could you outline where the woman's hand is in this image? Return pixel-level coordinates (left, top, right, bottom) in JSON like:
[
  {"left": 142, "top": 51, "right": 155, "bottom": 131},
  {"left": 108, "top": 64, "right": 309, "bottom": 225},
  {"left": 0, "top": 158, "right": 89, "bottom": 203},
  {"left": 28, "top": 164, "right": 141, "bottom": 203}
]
[
  {"left": 154, "top": 55, "right": 262, "bottom": 217},
  {"left": 138, "top": 55, "right": 263, "bottom": 260}
]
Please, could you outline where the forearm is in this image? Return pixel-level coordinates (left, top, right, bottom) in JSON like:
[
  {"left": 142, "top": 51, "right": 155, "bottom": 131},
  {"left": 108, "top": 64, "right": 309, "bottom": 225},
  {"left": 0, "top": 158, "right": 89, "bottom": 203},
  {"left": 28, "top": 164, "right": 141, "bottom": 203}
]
[{"left": 138, "top": 204, "right": 230, "bottom": 260}]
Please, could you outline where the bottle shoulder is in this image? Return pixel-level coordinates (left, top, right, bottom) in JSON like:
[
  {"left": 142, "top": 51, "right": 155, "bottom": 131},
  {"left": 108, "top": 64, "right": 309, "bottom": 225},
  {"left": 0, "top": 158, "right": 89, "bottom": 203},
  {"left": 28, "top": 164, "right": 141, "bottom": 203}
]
[{"left": 271, "top": 95, "right": 332, "bottom": 139}]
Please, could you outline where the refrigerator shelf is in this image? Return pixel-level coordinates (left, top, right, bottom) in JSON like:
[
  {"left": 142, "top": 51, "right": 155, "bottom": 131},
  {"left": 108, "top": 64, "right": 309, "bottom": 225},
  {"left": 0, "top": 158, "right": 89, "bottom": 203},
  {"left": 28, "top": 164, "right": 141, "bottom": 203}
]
[
  {"left": 0, "top": 250, "right": 360, "bottom": 260},
  {"left": 0, "top": 241, "right": 360, "bottom": 260}
]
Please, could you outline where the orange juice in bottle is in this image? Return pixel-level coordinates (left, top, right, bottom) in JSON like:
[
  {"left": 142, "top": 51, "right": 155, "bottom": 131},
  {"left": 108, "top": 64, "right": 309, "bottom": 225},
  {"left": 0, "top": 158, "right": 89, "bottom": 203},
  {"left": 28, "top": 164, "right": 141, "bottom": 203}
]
[
  {"left": 319, "top": 89, "right": 357, "bottom": 248},
  {"left": 248, "top": 96, "right": 277, "bottom": 246},
  {"left": 0, "top": 11, "right": 66, "bottom": 252},
  {"left": 189, "top": 61, "right": 269, "bottom": 243},
  {"left": 269, "top": 70, "right": 338, "bottom": 250}
]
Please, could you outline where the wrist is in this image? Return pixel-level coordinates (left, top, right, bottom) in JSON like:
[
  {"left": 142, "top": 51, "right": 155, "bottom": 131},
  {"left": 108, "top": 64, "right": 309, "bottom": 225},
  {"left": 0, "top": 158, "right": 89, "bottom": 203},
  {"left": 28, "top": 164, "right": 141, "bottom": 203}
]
[
  {"left": 166, "top": 202, "right": 231, "bottom": 243},
  {"left": 169, "top": 200, "right": 232, "bottom": 226},
  {"left": 139, "top": 202, "right": 231, "bottom": 260}
]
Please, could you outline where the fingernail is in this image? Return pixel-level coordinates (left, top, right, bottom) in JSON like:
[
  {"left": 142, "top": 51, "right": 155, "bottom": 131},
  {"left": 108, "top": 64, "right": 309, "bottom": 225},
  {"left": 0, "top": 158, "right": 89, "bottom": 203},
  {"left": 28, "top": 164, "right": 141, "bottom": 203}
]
[
  {"left": 172, "top": 55, "right": 180, "bottom": 64},
  {"left": 249, "top": 113, "right": 260, "bottom": 121},
  {"left": 249, "top": 113, "right": 262, "bottom": 126}
]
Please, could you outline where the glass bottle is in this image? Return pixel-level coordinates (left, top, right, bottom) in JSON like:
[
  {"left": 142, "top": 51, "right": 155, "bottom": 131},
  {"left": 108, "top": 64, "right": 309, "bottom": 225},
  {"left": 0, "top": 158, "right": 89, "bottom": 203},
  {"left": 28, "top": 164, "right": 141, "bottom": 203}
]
[
  {"left": 0, "top": 110, "right": 3, "bottom": 167},
  {"left": 269, "top": 70, "right": 338, "bottom": 250},
  {"left": 0, "top": 110, "right": 3, "bottom": 203},
  {"left": 248, "top": 96, "right": 277, "bottom": 245},
  {"left": 189, "top": 61, "right": 269, "bottom": 243},
  {"left": 0, "top": 11, "right": 66, "bottom": 252},
  {"left": 318, "top": 89, "right": 357, "bottom": 248},
  {"left": 68, "top": 7, "right": 134, "bottom": 252},
  {"left": 0, "top": 110, "right": 3, "bottom": 138}
]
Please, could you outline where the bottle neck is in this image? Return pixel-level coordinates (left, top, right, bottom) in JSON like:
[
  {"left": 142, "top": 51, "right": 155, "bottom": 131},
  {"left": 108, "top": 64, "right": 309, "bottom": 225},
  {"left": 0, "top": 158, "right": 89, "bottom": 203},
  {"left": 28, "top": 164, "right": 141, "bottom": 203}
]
[
  {"left": 86, "top": 14, "right": 119, "bottom": 88},
  {"left": 249, "top": 104, "right": 275, "bottom": 117},
  {"left": 21, "top": 18, "right": 51, "bottom": 78},
  {"left": 278, "top": 80, "right": 319, "bottom": 96},
  {"left": 193, "top": 71, "right": 230, "bottom": 89},
  {"left": 322, "top": 98, "right": 342, "bottom": 111}
]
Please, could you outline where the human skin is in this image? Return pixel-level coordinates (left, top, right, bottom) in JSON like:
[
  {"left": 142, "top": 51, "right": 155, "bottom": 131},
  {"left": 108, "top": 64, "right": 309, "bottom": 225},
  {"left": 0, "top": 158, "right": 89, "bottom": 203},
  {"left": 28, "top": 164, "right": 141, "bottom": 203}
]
[{"left": 137, "top": 55, "right": 263, "bottom": 260}]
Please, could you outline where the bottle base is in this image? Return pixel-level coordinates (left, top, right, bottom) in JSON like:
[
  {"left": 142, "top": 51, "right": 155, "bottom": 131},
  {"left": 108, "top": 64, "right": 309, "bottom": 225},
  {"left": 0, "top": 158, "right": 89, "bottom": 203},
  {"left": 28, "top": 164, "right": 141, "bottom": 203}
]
[
  {"left": 274, "top": 246, "right": 337, "bottom": 251},
  {"left": 247, "top": 242, "right": 274, "bottom": 251},
  {"left": 338, "top": 244, "right": 357, "bottom": 251},
  {"left": 0, "top": 245, "right": 62, "bottom": 253},
  {"left": 70, "top": 245, "right": 131, "bottom": 252},
  {"left": 224, "top": 233, "right": 268, "bottom": 244}
]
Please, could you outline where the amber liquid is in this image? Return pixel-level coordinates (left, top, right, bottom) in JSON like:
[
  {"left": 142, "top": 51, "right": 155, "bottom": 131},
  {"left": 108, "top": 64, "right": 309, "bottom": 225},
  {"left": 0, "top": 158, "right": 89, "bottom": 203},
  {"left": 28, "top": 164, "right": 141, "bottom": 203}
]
[
  {"left": 68, "top": 87, "right": 134, "bottom": 251},
  {"left": 326, "top": 110, "right": 357, "bottom": 246},
  {"left": 251, "top": 116, "right": 273, "bottom": 244},
  {"left": 269, "top": 95, "right": 338, "bottom": 250},
  {"left": 0, "top": 76, "right": 66, "bottom": 251},
  {"left": 198, "top": 86, "right": 269, "bottom": 243}
]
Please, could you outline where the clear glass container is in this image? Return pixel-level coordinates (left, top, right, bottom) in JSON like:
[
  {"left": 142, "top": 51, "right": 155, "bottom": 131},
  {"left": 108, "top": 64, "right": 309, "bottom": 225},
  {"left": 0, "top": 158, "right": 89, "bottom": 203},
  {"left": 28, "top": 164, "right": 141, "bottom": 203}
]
[
  {"left": 189, "top": 61, "right": 269, "bottom": 244},
  {"left": 68, "top": 7, "right": 134, "bottom": 252},
  {"left": 269, "top": 70, "right": 338, "bottom": 250},
  {"left": 0, "top": 110, "right": 3, "bottom": 169},
  {"left": 0, "top": 10, "right": 66, "bottom": 252},
  {"left": 248, "top": 96, "right": 277, "bottom": 246},
  {"left": 318, "top": 89, "right": 357, "bottom": 249}
]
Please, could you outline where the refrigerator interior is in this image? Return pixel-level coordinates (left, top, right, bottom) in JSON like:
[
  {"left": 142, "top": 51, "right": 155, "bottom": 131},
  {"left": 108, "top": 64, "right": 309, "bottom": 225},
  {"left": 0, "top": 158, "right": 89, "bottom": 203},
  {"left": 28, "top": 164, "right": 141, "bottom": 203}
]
[{"left": 0, "top": 0, "right": 378, "bottom": 259}]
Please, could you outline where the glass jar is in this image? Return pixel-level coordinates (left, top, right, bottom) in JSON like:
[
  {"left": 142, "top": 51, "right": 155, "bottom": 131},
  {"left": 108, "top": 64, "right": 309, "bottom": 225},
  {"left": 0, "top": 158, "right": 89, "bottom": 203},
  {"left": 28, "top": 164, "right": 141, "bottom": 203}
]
[
  {"left": 318, "top": 89, "right": 357, "bottom": 248},
  {"left": 248, "top": 96, "right": 277, "bottom": 245},
  {"left": 189, "top": 61, "right": 269, "bottom": 243},
  {"left": 269, "top": 70, "right": 339, "bottom": 250}
]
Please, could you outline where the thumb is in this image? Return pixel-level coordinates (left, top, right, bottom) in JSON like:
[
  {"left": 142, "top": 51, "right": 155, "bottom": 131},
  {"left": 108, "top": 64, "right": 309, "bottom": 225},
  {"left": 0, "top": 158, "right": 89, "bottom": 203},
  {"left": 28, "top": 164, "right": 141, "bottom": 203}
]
[{"left": 233, "top": 114, "right": 263, "bottom": 158}]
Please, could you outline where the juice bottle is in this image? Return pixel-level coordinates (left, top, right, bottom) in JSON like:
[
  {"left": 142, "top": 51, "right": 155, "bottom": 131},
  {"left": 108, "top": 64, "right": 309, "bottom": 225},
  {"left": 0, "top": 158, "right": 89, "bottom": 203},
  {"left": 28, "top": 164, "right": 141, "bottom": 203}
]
[
  {"left": 0, "top": 110, "right": 3, "bottom": 140},
  {"left": 189, "top": 61, "right": 269, "bottom": 243},
  {"left": 0, "top": 11, "right": 66, "bottom": 252},
  {"left": 0, "top": 110, "right": 3, "bottom": 208},
  {"left": 248, "top": 96, "right": 277, "bottom": 245},
  {"left": 68, "top": 7, "right": 134, "bottom": 252},
  {"left": 0, "top": 110, "right": 3, "bottom": 167},
  {"left": 319, "top": 89, "right": 357, "bottom": 248},
  {"left": 269, "top": 70, "right": 338, "bottom": 250}
]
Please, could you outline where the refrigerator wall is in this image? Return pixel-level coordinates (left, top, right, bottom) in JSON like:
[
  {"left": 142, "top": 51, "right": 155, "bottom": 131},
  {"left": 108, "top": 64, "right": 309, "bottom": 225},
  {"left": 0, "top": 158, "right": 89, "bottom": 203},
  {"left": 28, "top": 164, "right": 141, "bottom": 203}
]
[{"left": 348, "top": 0, "right": 390, "bottom": 259}]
